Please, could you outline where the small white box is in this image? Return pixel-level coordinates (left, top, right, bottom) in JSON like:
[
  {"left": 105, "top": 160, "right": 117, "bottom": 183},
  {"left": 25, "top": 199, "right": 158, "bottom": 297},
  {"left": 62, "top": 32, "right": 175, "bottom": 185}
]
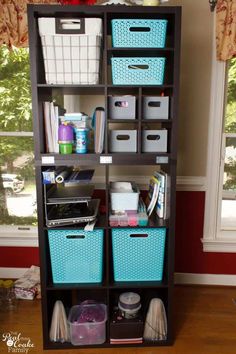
[
  {"left": 110, "top": 182, "right": 140, "bottom": 212},
  {"left": 143, "top": 96, "right": 169, "bottom": 119},
  {"left": 109, "top": 130, "right": 137, "bottom": 152},
  {"left": 108, "top": 96, "right": 136, "bottom": 119},
  {"left": 142, "top": 130, "right": 168, "bottom": 152}
]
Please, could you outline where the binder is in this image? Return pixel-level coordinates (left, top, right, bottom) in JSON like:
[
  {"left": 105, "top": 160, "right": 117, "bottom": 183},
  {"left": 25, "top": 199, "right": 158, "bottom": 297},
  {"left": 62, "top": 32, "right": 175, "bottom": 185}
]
[
  {"left": 94, "top": 107, "right": 105, "bottom": 153},
  {"left": 43, "top": 101, "right": 60, "bottom": 153}
]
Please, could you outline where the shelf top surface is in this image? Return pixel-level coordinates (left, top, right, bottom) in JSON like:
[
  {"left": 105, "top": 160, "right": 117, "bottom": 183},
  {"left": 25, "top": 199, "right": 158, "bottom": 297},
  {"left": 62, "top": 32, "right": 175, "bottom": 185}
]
[
  {"left": 37, "top": 84, "right": 174, "bottom": 89},
  {"left": 36, "top": 153, "right": 173, "bottom": 166},
  {"left": 28, "top": 4, "right": 181, "bottom": 15}
]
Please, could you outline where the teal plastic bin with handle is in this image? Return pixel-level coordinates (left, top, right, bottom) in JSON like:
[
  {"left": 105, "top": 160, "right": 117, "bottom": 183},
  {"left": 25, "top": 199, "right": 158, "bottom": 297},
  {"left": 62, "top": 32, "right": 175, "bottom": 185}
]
[{"left": 112, "top": 228, "right": 166, "bottom": 281}]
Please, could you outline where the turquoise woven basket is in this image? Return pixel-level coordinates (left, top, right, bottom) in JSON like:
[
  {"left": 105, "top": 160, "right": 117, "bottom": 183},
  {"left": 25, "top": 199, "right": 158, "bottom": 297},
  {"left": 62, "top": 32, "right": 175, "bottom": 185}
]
[
  {"left": 112, "top": 19, "right": 167, "bottom": 48},
  {"left": 48, "top": 229, "right": 104, "bottom": 283},
  {"left": 112, "top": 228, "right": 166, "bottom": 282},
  {"left": 111, "top": 57, "right": 166, "bottom": 85}
]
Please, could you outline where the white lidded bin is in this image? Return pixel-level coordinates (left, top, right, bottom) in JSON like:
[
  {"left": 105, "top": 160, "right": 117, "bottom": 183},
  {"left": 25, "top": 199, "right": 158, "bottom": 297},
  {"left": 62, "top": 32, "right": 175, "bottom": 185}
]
[
  {"left": 38, "top": 18, "right": 102, "bottom": 84},
  {"left": 142, "top": 130, "right": 168, "bottom": 152},
  {"left": 68, "top": 304, "right": 107, "bottom": 346}
]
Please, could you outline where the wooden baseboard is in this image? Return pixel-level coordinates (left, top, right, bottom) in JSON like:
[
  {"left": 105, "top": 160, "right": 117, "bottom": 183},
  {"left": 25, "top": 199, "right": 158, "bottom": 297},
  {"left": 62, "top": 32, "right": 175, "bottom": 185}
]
[
  {"left": 0, "top": 267, "right": 28, "bottom": 279},
  {"left": 175, "top": 272, "right": 236, "bottom": 286},
  {"left": 1, "top": 268, "right": 235, "bottom": 286}
]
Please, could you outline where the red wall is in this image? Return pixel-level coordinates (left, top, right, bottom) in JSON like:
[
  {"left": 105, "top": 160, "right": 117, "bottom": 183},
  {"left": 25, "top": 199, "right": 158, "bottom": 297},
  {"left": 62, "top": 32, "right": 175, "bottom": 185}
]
[
  {"left": 0, "top": 247, "right": 39, "bottom": 268},
  {"left": 1, "top": 191, "right": 236, "bottom": 274},
  {"left": 175, "top": 191, "right": 236, "bottom": 274}
]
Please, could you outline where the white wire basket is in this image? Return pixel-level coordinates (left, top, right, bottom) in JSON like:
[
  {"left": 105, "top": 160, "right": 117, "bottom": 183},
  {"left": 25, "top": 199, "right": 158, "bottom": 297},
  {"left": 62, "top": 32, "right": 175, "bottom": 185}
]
[{"left": 38, "top": 18, "right": 103, "bottom": 85}]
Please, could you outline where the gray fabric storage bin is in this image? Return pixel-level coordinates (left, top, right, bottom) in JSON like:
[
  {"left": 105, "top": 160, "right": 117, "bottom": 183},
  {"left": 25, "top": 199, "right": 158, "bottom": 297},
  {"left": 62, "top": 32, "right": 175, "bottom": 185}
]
[
  {"left": 108, "top": 96, "right": 136, "bottom": 119},
  {"left": 109, "top": 130, "right": 137, "bottom": 152},
  {"left": 142, "top": 130, "right": 167, "bottom": 152},
  {"left": 143, "top": 96, "right": 169, "bottom": 119}
]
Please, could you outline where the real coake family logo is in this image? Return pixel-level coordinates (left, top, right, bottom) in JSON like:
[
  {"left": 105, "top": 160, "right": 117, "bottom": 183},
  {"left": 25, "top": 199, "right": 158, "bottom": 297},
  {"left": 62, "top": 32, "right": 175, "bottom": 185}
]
[{"left": 2, "top": 332, "right": 34, "bottom": 353}]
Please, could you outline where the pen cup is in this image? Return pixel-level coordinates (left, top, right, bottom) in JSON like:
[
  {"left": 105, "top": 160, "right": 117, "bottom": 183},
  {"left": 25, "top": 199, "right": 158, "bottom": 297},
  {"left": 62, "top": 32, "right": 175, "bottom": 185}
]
[{"left": 75, "top": 128, "right": 89, "bottom": 154}]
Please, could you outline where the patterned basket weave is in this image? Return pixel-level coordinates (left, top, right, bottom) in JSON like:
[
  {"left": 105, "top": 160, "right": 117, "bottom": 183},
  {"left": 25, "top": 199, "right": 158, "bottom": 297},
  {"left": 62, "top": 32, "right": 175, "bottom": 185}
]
[
  {"left": 111, "top": 57, "right": 166, "bottom": 85},
  {"left": 112, "top": 19, "right": 167, "bottom": 48},
  {"left": 112, "top": 228, "right": 166, "bottom": 281},
  {"left": 48, "top": 229, "right": 104, "bottom": 283}
]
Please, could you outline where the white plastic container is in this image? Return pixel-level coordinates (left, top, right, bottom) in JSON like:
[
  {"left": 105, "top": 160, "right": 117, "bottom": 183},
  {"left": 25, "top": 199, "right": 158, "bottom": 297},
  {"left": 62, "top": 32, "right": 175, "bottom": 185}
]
[
  {"left": 68, "top": 304, "right": 107, "bottom": 346},
  {"left": 110, "top": 182, "right": 140, "bottom": 212},
  {"left": 142, "top": 129, "right": 168, "bottom": 152},
  {"left": 109, "top": 130, "right": 137, "bottom": 152},
  {"left": 38, "top": 18, "right": 102, "bottom": 84},
  {"left": 108, "top": 95, "right": 136, "bottom": 119},
  {"left": 143, "top": 96, "right": 169, "bottom": 119}
]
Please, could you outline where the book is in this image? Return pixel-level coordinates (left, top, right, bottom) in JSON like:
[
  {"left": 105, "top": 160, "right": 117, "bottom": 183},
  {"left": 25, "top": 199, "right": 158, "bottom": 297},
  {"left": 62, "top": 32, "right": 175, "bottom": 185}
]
[
  {"left": 50, "top": 102, "right": 57, "bottom": 153},
  {"left": 43, "top": 101, "right": 60, "bottom": 153},
  {"left": 54, "top": 105, "right": 59, "bottom": 153},
  {"left": 163, "top": 172, "right": 171, "bottom": 219},
  {"left": 49, "top": 300, "right": 70, "bottom": 343},
  {"left": 154, "top": 170, "right": 170, "bottom": 219},
  {"left": 43, "top": 101, "right": 53, "bottom": 153},
  {"left": 94, "top": 107, "right": 105, "bottom": 153},
  {"left": 154, "top": 171, "right": 165, "bottom": 218},
  {"left": 146, "top": 176, "right": 160, "bottom": 217}
]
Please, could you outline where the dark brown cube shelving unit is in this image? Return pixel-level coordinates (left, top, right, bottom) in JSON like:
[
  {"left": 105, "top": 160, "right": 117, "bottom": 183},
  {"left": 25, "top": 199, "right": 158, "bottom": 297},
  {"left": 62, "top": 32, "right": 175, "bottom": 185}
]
[{"left": 28, "top": 4, "right": 181, "bottom": 349}]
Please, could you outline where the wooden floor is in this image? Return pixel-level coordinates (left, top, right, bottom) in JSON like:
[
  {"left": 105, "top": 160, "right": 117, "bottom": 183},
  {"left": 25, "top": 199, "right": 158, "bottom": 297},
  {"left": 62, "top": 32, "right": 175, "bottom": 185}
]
[{"left": 1, "top": 285, "right": 236, "bottom": 354}]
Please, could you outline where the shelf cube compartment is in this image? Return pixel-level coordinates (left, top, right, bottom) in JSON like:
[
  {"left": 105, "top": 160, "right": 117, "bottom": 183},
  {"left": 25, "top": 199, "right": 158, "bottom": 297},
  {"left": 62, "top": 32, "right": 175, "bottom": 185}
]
[
  {"left": 38, "top": 17, "right": 102, "bottom": 84},
  {"left": 111, "top": 57, "right": 166, "bottom": 85},
  {"left": 48, "top": 229, "right": 104, "bottom": 283},
  {"left": 108, "top": 95, "right": 136, "bottom": 119},
  {"left": 109, "top": 130, "right": 137, "bottom": 152},
  {"left": 142, "top": 130, "right": 168, "bottom": 153},
  {"left": 111, "top": 19, "right": 167, "bottom": 48},
  {"left": 143, "top": 96, "right": 169, "bottom": 120},
  {"left": 112, "top": 228, "right": 166, "bottom": 281}
]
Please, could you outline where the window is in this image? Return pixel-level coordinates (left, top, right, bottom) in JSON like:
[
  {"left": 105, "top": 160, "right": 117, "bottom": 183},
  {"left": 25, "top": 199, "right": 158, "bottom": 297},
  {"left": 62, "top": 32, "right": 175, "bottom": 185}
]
[
  {"left": 0, "top": 45, "right": 37, "bottom": 246},
  {"left": 220, "top": 58, "right": 236, "bottom": 231},
  {"left": 203, "top": 44, "right": 236, "bottom": 251}
]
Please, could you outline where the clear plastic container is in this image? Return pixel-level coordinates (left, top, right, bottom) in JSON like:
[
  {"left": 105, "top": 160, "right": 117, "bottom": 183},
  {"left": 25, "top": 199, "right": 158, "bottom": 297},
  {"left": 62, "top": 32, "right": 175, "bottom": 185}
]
[
  {"left": 1, "top": 280, "right": 17, "bottom": 311},
  {"left": 119, "top": 214, "right": 128, "bottom": 227},
  {"left": 138, "top": 212, "right": 148, "bottom": 226},
  {"left": 109, "top": 214, "right": 119, "bottom": 227},
  {"left": 68, "top": 304, "right": 107, "bottom": 346},
  {"left": 127, "top": 211, "right": 138, "bottom": 226}
]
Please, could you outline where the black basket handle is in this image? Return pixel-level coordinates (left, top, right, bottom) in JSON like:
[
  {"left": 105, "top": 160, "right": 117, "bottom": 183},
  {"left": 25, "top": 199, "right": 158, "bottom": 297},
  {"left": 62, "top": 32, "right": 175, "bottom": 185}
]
[
  {"left": 55, "top": 18, "right": 85, "bottom": 34},
  {"left": 66, "top": 234, "right": 85, "bottom": 239},
  {"left": 147, "top": 134, "right": 161, "bottom": 141}
]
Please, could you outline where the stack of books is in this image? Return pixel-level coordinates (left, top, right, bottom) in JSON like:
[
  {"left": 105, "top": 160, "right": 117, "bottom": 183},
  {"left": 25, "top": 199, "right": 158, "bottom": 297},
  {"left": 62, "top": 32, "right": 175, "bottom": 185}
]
[{"left": 146, "top": 170, "right": 170, "bottom": 219}]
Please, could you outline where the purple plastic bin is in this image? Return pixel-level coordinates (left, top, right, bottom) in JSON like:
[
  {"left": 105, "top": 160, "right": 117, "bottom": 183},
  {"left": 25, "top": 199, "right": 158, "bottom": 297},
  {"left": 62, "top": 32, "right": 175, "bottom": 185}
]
[{"left": 68, "top": 304, "right": 107, "bottom": 346}]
